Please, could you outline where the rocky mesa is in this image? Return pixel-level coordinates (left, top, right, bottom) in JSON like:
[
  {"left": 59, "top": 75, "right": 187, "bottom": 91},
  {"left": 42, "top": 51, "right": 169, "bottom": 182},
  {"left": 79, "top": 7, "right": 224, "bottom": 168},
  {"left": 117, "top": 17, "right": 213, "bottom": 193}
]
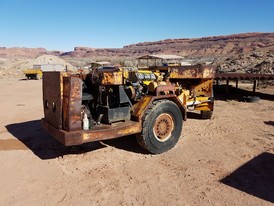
[
  {"left": 0, "top": 32, "right": 273, "bottom": 59},
  {"left": 122, "top": 32, "right": 274, "bottom": 57},
  {"left": 0, "top": 32, "right": 274, "bottom": 77},
  {"left": 63, "top": 32, "right": 274, "bottom": 58}
]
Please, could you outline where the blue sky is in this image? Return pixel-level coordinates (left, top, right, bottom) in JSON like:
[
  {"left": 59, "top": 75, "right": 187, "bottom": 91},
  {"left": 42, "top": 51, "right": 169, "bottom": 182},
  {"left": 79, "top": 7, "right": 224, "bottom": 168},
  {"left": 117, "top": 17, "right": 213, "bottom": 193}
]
[{"left": 0, "top": 0, "right": 273, "bottom": 51}]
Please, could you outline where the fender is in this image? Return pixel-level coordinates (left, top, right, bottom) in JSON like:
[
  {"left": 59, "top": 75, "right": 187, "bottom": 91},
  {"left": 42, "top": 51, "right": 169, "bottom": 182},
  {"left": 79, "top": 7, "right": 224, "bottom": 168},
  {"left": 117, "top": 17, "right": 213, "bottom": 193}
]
[{"left": 131, "top": 94, "right": 187, "bottom": 122}]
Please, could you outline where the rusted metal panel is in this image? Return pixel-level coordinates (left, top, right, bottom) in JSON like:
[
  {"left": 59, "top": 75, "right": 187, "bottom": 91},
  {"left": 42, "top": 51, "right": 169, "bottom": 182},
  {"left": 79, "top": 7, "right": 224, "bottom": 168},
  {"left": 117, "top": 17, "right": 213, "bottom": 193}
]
[
  {"left": 131, "top": 96, "right": 153, "bottom": 121},
  {"left": 42, "top": 118, "right": 142, "bottom": 146},
  {"left": 191, "top": 79, "right": 213, "bottom": 96},
  {"left": 155, "top": 85, "right": 175, "bottom": 95},
  {"left": 192, "top": 96, "right": 214, "bottom": 111},
  {"left": 131, "top": 94, "right": 187, "bottom": 121},
  {"left": 101, "top": 71, "right": 123, "bottom": 85},
  {"left": 42, "top": 72, "right": 63, "bottom": 129},
  {"left": 169, "top": 65, "right": 215, "bottom": 79},
  {"left": 81, "top": 121, "right": 141, "bottom": 143},
  {"left": 62, "top": 77, "right": 82, "bottom": 131}
]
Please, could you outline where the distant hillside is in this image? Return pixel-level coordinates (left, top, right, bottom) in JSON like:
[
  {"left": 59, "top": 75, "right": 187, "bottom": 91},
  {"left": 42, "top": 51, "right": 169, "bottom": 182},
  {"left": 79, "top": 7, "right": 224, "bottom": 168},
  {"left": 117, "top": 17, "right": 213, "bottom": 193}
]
[
  {"left": 0, "top": 47, "right": 47, "bottom": 58},
  {"left": 216, "top": 48, "right": 274, "bottom": 74},
  {"left": 0, "top": 47, "right": 62, "bottom": 58},
  {"left": 1, "top": 32, "right": 274, "bottom": 59},
  {"left": 62, "top": 32, "right": 274, "bottom": 58},
  {"left": 124, "top": 33, "right": 274, "bottom": 56}
]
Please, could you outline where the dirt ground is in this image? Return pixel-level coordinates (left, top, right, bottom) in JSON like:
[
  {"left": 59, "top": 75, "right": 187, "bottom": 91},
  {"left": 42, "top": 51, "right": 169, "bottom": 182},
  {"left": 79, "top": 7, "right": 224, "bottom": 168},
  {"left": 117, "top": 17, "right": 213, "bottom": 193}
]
[{"left": 0, "top": 78, "right": 273, "bottom": 206}]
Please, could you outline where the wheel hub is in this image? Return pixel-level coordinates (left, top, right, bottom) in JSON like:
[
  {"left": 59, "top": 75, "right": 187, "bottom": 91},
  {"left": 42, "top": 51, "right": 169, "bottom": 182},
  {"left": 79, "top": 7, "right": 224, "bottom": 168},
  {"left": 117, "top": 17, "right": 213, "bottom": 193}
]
[{"left": 153, "top": 113, "right": 174, "bottom": 142}]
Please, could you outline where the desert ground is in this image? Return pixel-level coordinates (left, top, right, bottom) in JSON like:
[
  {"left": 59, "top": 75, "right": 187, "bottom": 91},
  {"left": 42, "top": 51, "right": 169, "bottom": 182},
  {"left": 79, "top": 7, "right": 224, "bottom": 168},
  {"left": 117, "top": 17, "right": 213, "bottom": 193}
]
[{"left": 0, "top": 77, "right": 273, "bottom": 206}]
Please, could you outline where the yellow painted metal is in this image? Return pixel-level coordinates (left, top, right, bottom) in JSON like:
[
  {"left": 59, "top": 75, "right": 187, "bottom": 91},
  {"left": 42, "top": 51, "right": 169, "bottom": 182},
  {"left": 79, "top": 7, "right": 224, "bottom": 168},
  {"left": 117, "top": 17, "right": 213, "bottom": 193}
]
[
  {"left": 191, "top": 79, "right": 213, "bottom": 96},
  {"left": 187, "top": 96, "right": 213, "bottom": 111},
  {"left": 132, "top": 96, "right": 153, "bottom": 118},
  {"left": 177, "top": 90, "right": 188, "bottom": 105},
  {"left": 23, "top": 69, "right": 43, "bottom": 78},
  {"left": 148, "top": 81, "right": 168, "bottom": 92},
  {"left": 195, "top": 104, "right": 213, "bottom": 111},
  {"left": 169, "top": 65, "right": 215, "bottom": 79}
]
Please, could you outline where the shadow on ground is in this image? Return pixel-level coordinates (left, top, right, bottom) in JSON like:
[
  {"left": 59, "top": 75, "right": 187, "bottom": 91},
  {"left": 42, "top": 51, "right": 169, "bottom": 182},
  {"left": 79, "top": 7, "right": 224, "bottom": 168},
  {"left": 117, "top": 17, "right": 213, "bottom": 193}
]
[
  {"left": 220, "top": 152, "right": 274, "bottom": 203},
  {"left": 5, "top": 120, "right": 106, "bottom": 160},
  {"left": 5, "top": 120, "right": 149, "bottom": 159},
  {"left": 19, "top": 78, "right": 28, "bottom": 81},
  {"left": 214, "top": 85, "right": 274, "bottom": 101},
  {"left": 103, "top": 135, "right": 149, "bottom": 154},
  {"left": 187, "top": 111, "right": 204, "bottom": 119},
  {"left": 264, "top": 121, "right": 274, "bottom": 127}
]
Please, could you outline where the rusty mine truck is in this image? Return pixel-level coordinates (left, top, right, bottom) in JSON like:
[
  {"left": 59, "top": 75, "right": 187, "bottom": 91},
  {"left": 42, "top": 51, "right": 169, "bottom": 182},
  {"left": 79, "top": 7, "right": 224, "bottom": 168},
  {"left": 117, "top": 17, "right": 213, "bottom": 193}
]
[{"left": 42, "top": 56, "right": 215, "bottom": 154}]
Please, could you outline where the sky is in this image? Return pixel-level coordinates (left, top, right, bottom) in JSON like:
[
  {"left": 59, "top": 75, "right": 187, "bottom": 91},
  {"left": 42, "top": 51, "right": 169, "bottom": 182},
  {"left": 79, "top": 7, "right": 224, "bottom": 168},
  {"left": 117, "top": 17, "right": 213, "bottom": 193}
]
[{"left": 0, "top": 0, "right": 273, "bottom": 51}]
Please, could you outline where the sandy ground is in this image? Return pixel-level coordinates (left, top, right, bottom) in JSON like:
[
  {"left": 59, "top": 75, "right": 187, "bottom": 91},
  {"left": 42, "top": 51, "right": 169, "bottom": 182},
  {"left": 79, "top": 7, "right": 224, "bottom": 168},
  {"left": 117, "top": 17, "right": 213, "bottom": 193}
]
[{"left": 0, "top": 78, "right": 273, "bottom": 206}]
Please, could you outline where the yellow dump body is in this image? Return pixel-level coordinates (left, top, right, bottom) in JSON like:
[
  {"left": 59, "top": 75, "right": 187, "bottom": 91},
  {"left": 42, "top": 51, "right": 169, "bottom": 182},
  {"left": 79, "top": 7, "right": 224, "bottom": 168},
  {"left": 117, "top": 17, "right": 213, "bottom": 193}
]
[{"left": 23, "top": 69, "right": 43, "bottom": 79}]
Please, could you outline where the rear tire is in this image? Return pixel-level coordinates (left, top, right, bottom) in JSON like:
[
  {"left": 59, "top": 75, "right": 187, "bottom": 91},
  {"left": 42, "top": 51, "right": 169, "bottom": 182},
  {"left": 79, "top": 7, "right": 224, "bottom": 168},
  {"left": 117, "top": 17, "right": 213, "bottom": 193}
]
[
  {"left": 243, "top": 96, "right": 260, "bottom": 103},
  {"left": 137, "top": 100, "right": 183, "bottom": 154}
]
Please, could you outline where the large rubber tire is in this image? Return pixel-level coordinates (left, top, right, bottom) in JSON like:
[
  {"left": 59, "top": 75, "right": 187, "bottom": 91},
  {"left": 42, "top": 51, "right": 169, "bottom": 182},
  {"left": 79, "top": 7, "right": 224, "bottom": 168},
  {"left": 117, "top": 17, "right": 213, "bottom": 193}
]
[
  {"left": 137, "top": 100, "right": 183, "bottom": 154},
  {"left": 243, "top": 96, "right": 260, "bottom": 103},
  {"left": 35, "top": 74, "right": 40, "bottom": 80}
]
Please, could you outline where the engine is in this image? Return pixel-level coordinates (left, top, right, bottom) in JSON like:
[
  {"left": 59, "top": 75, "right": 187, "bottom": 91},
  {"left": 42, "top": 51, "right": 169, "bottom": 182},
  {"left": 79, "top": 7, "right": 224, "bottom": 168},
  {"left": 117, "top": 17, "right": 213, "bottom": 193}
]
[{"left": 81, "top": 67, "right": 161, "bottom": 125}]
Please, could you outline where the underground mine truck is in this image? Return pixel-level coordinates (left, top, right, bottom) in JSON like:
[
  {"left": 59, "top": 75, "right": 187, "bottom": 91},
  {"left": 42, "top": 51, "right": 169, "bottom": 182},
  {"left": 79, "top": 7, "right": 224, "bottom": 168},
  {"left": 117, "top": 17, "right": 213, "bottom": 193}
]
[{"left": 42, "top": 64, "right": 215, "bottom": 154}]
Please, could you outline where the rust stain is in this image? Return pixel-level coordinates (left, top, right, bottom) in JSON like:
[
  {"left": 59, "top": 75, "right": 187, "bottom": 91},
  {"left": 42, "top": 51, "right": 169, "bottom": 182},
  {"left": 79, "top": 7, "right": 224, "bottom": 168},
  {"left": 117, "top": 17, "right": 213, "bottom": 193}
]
[
  {"left": 169, "top": 65, "right": 215, "bottom": 79},
  {"left": 43, "top": 72, "right": 63, "bottom": 129},
  {"left": 156, "top": 85, "right": 175, "bottom": 95},
  {"left": 62, "top": 76, "right": 82, "bottom": 131},
  {"left": 101, "top": 72, "right": 123, "bottom": 85},
  {"left": 82, "top": 133, "right": 89, "bottom": 141},
  {"left": 132, "top": 96, "right": 152, "bottom": 118},
  {"left": 117, "top": 124, "right": 141, "bottom": 135},
  {"left": 192, "top": 79, "right": 213, "bottom": 96}
]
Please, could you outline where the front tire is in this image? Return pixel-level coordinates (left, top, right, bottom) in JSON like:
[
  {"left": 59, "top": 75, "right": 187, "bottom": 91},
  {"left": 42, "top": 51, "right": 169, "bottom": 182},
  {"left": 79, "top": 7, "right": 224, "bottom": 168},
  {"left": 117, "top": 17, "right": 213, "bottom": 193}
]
[
  {"left": 137, "top": 100, "right": 183, "bottom": 154},
  {"left": 35, "top": 74, "right": 40, "bottom": 80}
]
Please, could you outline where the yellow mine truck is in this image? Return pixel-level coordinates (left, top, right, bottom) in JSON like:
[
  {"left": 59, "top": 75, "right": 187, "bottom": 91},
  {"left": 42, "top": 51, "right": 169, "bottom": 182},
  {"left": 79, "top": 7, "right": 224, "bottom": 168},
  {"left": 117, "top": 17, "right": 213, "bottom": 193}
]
[
  {"left": 24, "top": 65, "right": 43, "bottom": 80},
  {"left": 41, "top": 57, "right": 215, "bottom": 154},
  {"left": 24, "top": 64, "right": 68, "bottom": 80}
]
